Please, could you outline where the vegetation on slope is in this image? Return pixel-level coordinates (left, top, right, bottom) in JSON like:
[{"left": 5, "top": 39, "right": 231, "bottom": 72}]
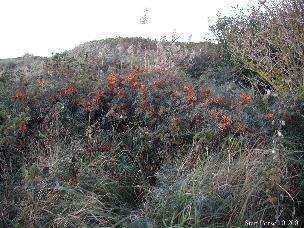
[{"left": 1, "top": 0, "right": 303, "bottom": 227}]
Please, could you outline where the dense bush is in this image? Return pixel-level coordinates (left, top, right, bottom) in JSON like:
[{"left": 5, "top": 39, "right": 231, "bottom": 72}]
[
  {"left": 0, "top": 34, "right": 303, "bottom": 227},
  {"left": 211, "top": 0, "right": 304, "bottom": 99}
]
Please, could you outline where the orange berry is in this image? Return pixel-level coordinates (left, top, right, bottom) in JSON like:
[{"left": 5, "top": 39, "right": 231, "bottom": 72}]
[
  {"left": 265, "top": 112, "right": 275, "bottom": 121},
  {"left": 153, "top": 79, "right": 163, "bottom": 89},
  {"left": 240, "top": 93, "right": 252, "bottom": 105},
  {"left": 202, "top": 88, "right": 211, "bottom": 97},
  {"left": 218, "top": 115, "right": 233, "bottom": 130},
  {"left": 214, "top": 97, "right": 224, "bottom": 106},
  {"left": 82, "top": 100, "right": 98, "bottom": 111},
  {"left": 12, "top": 91, "right": 25, "bottom": 101},
  {"left": 95, "top": 90, "right": 105, "bottom": 101},
  {"left": 119, "top": 104, "right": 128, "bottom": 114},
  {"left": 19, "top": 123, "right": 28, "bottom": 133},
  {"left": 184, "top": 84, "right": 195, "bottom": 94},
  {"left": 172, "top": 115, "right": 181, "bottom": 131},
  {"left": 62, "top": 86, "right": 77, "bottom": 96},
  {"left": 208, "top": 111, "right": 223, "bottom": 119},
  {"left": 187, "top": 95, "right": 197, "bottom": 103},
  {"left": 131, "top": 82, "right": 141, "bottom": 90}
]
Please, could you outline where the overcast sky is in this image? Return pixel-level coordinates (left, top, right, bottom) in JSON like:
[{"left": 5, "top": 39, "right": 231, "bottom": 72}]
[{"left": 0, "top": 0, "right": 256, "bottom": 59}]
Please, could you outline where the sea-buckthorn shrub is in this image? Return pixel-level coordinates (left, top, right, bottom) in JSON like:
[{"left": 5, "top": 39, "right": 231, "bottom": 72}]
[
  {"left": 0, "top": 37, "right": 302, "bottom": 227},
  {"left": 211, "top": 0, "right": 304, "bottom": 98}
]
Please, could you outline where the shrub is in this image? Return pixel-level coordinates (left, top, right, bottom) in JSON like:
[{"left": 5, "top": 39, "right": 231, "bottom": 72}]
[
  {"left": 211, "top": 0, "right": 304, "bottom": 98},
  {"left": 1, "top": 37, "right": 303, "bottom": 227}
]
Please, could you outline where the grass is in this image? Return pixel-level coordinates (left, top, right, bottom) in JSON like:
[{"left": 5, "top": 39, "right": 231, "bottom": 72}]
[{"left": 1, "top": 1, "right": 304, "bottom": 226}]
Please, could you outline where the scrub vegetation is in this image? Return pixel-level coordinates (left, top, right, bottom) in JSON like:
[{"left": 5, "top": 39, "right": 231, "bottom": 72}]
[{"left": 1, "top": 0, "right": 303, "bottom": 227}]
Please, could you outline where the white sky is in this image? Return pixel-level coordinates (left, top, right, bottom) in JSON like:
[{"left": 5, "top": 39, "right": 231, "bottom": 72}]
[{"left": 0, "top": 0, "right": 256, "bottom": 59}]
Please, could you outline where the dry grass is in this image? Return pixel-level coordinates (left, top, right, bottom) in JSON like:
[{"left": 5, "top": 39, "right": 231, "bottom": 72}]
[{"left": 146, "top": 145, "right": 295, "bottom": 227}]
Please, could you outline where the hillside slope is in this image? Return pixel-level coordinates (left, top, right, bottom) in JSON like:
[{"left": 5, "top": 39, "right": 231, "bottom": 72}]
[{"left": 0, "top": 37, "right": 303, "bottom": 227}]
